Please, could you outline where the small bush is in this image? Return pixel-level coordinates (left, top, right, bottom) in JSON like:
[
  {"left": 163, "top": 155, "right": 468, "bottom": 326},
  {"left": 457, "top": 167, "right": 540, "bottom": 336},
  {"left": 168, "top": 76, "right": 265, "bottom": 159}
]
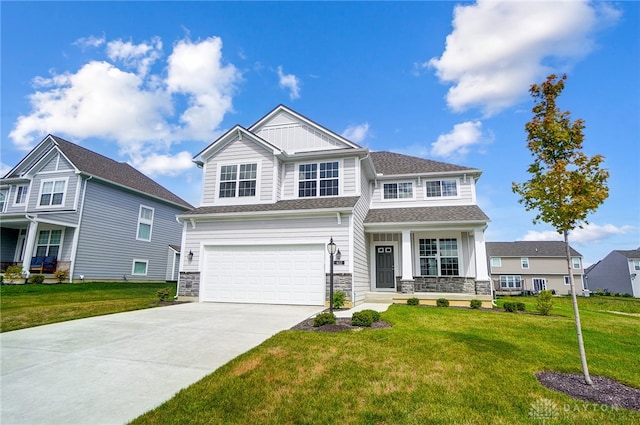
[
  {"left": 29, "top": 274, "right": 45, "bottom": 284},
  {"left": 536, "top": 290, "right": 554, "bottom": 316},
  {"left": 503, "top": 302, "right": 517, "bottom": 313},
  {"left": 333, "top": 291, "right": 346, "bottom": 309},
  {"left": 54, "top": 269, "right": 69, "bottom": 283},
  {"left": 352, "top": 310, "right": 380, "bottom": 327},
  {"left": 313, "top": 312, "right": 336, "bottom": 327},
  {"left": 470, "top": 299, "right": 482, "bottom": 309},
  {"left": 436, "top": 298, "right": 449, "bottom": 307},
  {"left": 516, "top": 302, "right": 526, "bottom": 312},
  {"left": 407, "top": 297, "right": 420, "bottom": 306},
  {"left": 156, "top": 287, "right": 171, "bottom": 302},
  {"left": 4, "top": 265, "right": 23, "bottom": 284},
  {"left": 0, "top": 275, "right": 3, "bottom": 285}
]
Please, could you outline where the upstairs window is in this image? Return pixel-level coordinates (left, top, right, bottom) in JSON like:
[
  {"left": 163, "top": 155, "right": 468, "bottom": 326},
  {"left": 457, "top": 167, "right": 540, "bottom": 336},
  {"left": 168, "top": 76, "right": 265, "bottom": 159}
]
[
  {"left": 137, "top": 206, "right": 154, "bottom": 241},
  {"left": 219, "top": 163, "right": 257, "bottom": 198},
  {"left": 15, "top": 185, "right": 29, "bottom": 205},
  {"left": 491, "top": 257, "right": 502, "bottom": 267},
  {"left": 634, "top": 260, "right": 640, "bottom": 271},
  {"left": 425, "top": 179, "right": 458, "bottom": 198},
  {"left": 39, "top": 179, "right": 66, "bottom": 207},
  {"left": 383, "top": 182, "right": 413, "bottom": 200},
  {"left": 0, "top": 189, "right": 8, "bottom": 212},
  {"left": 419, "top": 238, "right": 459, "bottom": 276},
  {"left": 299, "top": 161, "right": 339, "bottom": 197},
  {"left": 572, "top": 257, "right": 581, "bottom": 269},
  {"left": 521, "top": 257, "right": 530, "bottom": 269}
]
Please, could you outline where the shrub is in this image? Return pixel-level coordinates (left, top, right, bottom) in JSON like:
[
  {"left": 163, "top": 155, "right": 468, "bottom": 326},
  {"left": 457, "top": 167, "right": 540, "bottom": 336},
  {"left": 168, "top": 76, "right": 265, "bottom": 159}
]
[
  {"left": 470, "top": 299, "right": 482, "bottom": 309},
  {"left": 503, "top": 302, "right": 517, "bottom": 313},
  {"left": 516, "top": 302, "right": 526, "bottom": 312},
  {"left": 156, "top": 287, "right": 171, "bottom": 302},
  {"left": 0, "top": 275, "right": 3, "bottom": 285},
  {"left": 351, "top": 309, "right": 380, "bottom": 327},
  {"left": 407, "top": 297, "right": 420, "bottom": 306},
  {"left": 333, "top": 291, "right": 346, "bottom": 309},
  {"left": 436, "top": 298, "right": 449, "bottom": 307},
  {"left": 4, "top": 265, "right": 23, "bottom": 284},
  {"left": 29, "top": 274, "right": 45, "bottom": 284},
  {"left": 54, "top": 269, "right": 69, "bottom": 283},
  {"left": 313, "top": 312, "right": 336, "bottom": 327},
  {"left": 536, "top": 290, "right": 554, "bottom": 316}
]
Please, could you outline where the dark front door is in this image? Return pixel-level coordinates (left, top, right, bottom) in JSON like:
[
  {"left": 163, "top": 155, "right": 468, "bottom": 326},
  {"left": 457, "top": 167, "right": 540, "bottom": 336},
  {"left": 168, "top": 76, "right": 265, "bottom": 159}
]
[{"left": 375, "top": 246, "right": 395, "bottom": 289}]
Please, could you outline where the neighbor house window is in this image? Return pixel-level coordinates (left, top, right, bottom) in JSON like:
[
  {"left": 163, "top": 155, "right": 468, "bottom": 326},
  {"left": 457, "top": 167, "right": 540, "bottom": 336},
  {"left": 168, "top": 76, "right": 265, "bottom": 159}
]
[
  {"left": 634, "top": 260, "right": 640, "bottom": 271},
  {"left": 500, "top": 276, "right": 522, "bottom": 289},
  {"left": 521, "top": 258, "right": 529, "bottom": 269},
  {"left": 38, "top": 179, "right": 66, "bottom": 207},
  {"left": 14, "top": 185, "right": 29, "bottom": 205},
  {"left": 572, "top": 257, "right": 581, "bottom": 269},
  {"left": 419, "top": 238, "right": 459, "bottom": 276},
  {"left": 0, "top": 189, "right": 7, "bottom": 212},
  {"left": 137, "top": 206, "right": 154, "bottom": 241},
  {"left": 491, "top": 257, "right": 502, "bottom": 267},
  {"left": 35, "top": 229, "right": 62, "bottom": 258},
  {"left": 564, "top": 276, "right": 571, "bottom": 285},
  {"left": 132, "top": 260, "right": 148, "bottom": 276},
  {"left": 298, "top": 161, "right": 339, "bottom": 197},
  {"left": 425, "top": 179, "right": 457, "bottom": 198},
  {"left": 219, "top": 163, "right": 257, "bottom": 198},
  {"left": 383, "top": 182, "right": 413, "bottom": 200}
]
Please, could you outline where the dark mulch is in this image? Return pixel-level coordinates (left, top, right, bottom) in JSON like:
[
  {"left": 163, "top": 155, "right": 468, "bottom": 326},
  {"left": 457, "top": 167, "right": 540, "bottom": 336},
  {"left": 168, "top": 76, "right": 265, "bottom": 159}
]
[
  {"left": 536, "top": 371, "right": 640, "bottom": 411},
  {"left": 291, "top": 317, "right": 392, "bottom": 332}
]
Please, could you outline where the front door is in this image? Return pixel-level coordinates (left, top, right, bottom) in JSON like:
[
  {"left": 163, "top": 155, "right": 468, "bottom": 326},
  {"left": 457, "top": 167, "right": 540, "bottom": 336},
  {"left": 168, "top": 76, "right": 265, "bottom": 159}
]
[{"left": 375, "top": 246, "right": 395, "bottom": 290}]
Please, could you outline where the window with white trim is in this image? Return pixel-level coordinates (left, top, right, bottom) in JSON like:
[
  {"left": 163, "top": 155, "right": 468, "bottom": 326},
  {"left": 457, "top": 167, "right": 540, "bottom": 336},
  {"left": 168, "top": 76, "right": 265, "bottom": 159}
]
[
  {"left": 39, "top": 179, "right": 66, "bottom": 207},
  {"left": 419, "top": 238, "right": 459, "bottom": 276},
  {"left": 35, "top": 229, "right": 62, "bottom": 258},
  {"left": 500, "top": 276, "right": 522, "bottom": 289},
  {"left": 219, "top": 163, "right": 257, "bottom": 198},
  {"left": 425, "top": 179, "right": 457, "bottom": 198},
  {"left": 14, "top": 185, "right": 29, "bottom": 205},
  {"left": 634, "top": 260, "right": 640, "bottom": 271},
  {"left": 564, "top": 276, "right": 571, "bottom": 285},
  {"left": 491, "top": 257, "right": 502, "bottom": 267},
  {"left": 383, "top": 182, "right": 413, "bottom": 200},
  {"left": 132, "top": 260, "right": 148, "bottom": 276},
  {"left": 298, "top": 161, "right": 339, "bottom": 197},
  {"left": 137, "top": 206, "right": 154, "bottom": 241},
  {"left": 521, "top": 257, "right": 529, "bottom": 269},
  {"left": 0, "top": 189, "right": 7, "bottom": 212},
  {"left": 572, "top": 257, "right": 581, "bottom": 269}
]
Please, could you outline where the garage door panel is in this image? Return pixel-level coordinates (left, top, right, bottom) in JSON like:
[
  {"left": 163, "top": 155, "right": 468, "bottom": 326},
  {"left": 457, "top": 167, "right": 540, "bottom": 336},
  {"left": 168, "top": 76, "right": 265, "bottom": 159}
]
[{"left": 202, "top": 244, "right": 325, "bottom": 306}]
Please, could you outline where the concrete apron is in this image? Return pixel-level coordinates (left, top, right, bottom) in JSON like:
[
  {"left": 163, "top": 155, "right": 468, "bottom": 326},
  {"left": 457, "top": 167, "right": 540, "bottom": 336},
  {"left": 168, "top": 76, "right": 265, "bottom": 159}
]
[{"left": 0, "top": 302, "right": 322, "bottom": 425}]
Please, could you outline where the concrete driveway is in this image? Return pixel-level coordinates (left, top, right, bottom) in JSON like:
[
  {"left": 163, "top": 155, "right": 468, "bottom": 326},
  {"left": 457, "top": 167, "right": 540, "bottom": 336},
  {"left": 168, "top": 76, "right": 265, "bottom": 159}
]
[{"left": 0, "top": 302, "right": 322, "bottom": 425}]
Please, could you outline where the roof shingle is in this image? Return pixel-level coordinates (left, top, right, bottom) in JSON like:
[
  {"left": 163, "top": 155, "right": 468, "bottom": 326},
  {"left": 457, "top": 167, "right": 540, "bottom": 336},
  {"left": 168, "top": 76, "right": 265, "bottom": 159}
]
[
  {"left": 486, "top": 241, "right": 582, "bottom": 257},
  {"left": 364, "top": 205, "right": 489, "bottom": 224},
  {"left": 183, "top": 196, "right": 360, "bottom": 216},
  {"left": 370, "top": 151, "right": 479, "bottom": 175}
]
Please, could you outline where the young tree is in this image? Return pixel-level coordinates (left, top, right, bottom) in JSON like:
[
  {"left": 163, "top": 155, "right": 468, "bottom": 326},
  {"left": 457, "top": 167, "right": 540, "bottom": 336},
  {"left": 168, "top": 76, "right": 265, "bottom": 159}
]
[{"left": 512, "top": 74, "right": 609, "bottom": 386}]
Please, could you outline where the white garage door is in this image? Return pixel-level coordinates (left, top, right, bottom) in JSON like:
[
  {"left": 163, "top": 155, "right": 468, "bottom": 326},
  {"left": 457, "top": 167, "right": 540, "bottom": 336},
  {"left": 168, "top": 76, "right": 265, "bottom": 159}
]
[{"left": 201, "top": 244, "right": 325, "bottom": 305}]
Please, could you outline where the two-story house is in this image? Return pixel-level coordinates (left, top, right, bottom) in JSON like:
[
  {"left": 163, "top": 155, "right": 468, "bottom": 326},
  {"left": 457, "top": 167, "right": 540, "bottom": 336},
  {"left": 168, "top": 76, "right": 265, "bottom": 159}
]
[
  {"left": 0, "top": 135, "right": 192, "bottom": 282},
  {"left": 585, "top": 249, "right": 640, "bottom": 297},
  {"left": 177, "top": 105, "right": 491, "bottom": 306},
  {"left": 486, "top": 241, "right": 585, "bottom": 295}
]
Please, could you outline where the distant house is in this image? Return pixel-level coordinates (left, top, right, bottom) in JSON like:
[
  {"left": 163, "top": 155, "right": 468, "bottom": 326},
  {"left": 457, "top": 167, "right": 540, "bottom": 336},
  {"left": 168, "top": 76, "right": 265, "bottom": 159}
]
[
  {"left": 585, "top": 249, "right": 640, "bottom": 297},
  {"left": 486, "top": 241, "right": 584, "bottom": 295},
  {"left": 0, "top": 135, "right": 192, "bottom": 282}
]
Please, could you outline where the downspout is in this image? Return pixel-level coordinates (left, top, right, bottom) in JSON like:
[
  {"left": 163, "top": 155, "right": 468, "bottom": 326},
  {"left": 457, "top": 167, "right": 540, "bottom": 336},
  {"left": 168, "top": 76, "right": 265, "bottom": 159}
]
[{"left": 69, "top": 175, "right": 91, "bottom": 283}]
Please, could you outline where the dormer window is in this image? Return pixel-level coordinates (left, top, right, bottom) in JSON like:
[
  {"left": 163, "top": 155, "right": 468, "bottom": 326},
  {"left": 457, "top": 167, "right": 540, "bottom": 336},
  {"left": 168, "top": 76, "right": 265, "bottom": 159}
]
[
  {"left": 425, "top": 179, "right": 458, "bottom": 198},
  {"left": 219, "top": 163, "right": 257, "bottom": 198},
  {"left": 299, "top": 161, "right": 339, "bottom": 197}
]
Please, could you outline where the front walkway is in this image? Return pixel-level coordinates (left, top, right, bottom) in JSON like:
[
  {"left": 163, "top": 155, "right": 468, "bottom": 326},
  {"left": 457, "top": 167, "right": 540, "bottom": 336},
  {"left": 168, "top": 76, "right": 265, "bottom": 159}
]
[{"left": 0, "top": 303, "right": 322, "bottom": 425}]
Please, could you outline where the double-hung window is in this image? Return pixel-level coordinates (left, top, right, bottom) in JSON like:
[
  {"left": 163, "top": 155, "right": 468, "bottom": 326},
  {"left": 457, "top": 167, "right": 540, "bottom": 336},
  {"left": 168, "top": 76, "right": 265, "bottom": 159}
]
[
  {"left": 419, "top": 238, "right": 459, "bottom": 276},
  {"left": 383, "top": 182, "right": 413, "bottom": 200},
  {"left": 491, "top": 257, "right": 502, "bottom": 267},
  {"left": 39, "top": 179, "right": 66, "bottom": 207},
  {"left": 634, "top": 260, "right": 640, "bottom": 271},
  {"left": 0, "top": 189, "right": 7, "bottom": 212},
  {"left": 572, "top": 257, "right": 581, "bottom": 269},
  {"left": 137, "top": 206, "right": 154, "bottom": 241},
  {"left": 298, "top": 161, "right": 339, "bottom": 197},
  {"left": 36, "top": 229, "right": 62, "bottom": 258},
  {"left": 219, "top": 163, "right": 257, "bottom": 198},
  {"left": 500, "top": 276, "right": 522, "bottom": 289},
  {"left": 521, "top": 257, "right": 530, "bottom": 269},
  {"left": 425, "top": 179, "right": 458, "bottom": 198},
  {"left": 14, "top": 185, "right": 29, "bottom": 205}
]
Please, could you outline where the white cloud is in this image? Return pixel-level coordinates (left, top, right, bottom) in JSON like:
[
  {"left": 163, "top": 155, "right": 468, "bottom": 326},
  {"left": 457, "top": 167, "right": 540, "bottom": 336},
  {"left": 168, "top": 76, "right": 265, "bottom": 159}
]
[
  {"left": 8, "top": 36, "right": 241, "bottom": 177},
  {"left": 130, "top": 150, "right": 195, "bottom": 177},
  {"left": 73, "top": 34, "right": 105, "bottom": 50},
  {"left": 428, "top": 0, "right": 620, "bottom": 115},
  {"left": 342, "top": 123, "right": 370, "bottom": 144},
  {"left": 519, "top": 223, "right": 635, "bottom": 244},
  {"left": 431, "top": 121, "right": 486, "bottom": 158},
  {"left": 277, "top": 66, "right": 301, "bottom": 100}
]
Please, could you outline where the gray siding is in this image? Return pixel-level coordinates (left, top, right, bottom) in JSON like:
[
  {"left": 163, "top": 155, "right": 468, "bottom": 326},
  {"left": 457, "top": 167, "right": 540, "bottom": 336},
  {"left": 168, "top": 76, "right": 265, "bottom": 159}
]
[
  {"left": 586, "top": 252, "right": 634, "bottom": 295},
  {"left": 74, "top": 180, "right": 184, "bottom": 281}
]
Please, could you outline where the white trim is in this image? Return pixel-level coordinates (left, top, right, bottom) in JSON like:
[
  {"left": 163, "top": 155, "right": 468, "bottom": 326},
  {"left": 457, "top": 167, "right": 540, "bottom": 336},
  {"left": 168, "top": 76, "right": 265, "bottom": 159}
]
[
  {"left": 213, "top": 160, "right": 262, "bottom": 205},
  {"left": 500, "top": 275, "right": 523, "bottom": 289},
  {"left": 370, "top": 240, "right": 399, "bottom": 292},
  {"left": 491, "top": 257, "right": 502, "bottom": 267},
  {"left": 521, "top": 257, "right": 530, "bottom": 269},
  {"left": 136, "top": 205, "right": 154, "bottom": 242},
  {"left": 295, "top": 159, "right": 343, "bottom": 198},
  {"left": 414, "top": 234, "right": 463, "bottom": 277},
  {"left": 36, "top": 177, "right": 69, "bottom": 209},
  {"left": 424, "top": 177, "right": 460, "bottom": 200},
  {"left": 381, "top": 180, "right": 415, "bottom": 202},
  {"left": 132, "top": 259, "right": 149, "bottom": 276},
  {"left": 13, "top": 184, "right": 29, "bottom": 206}
]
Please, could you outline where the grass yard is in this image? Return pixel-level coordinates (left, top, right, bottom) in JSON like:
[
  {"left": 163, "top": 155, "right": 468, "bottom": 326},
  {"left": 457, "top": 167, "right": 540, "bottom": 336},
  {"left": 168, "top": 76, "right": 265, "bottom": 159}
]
[
  {"left": 0, "top": 281, "right": 176, "bottom": 332},
  {"left": 131, "top": 296, "right": 640, "bottom": 425}
]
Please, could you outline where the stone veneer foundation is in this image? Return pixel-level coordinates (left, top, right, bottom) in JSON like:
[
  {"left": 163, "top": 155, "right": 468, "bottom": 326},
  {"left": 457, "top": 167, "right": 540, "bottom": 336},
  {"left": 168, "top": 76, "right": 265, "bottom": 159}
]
[
  {"left": 397, "top": 276, "right": 491, "bottom": 296},
  {"left": 178, "top": 271, "right": 200, "bottom": 298}
]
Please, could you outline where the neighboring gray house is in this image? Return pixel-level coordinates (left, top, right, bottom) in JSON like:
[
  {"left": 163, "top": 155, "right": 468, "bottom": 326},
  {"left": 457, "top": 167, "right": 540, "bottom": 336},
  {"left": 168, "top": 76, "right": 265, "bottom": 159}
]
[
  {"left": 0, "top": 135, "right": 192, "bottom": 282},
  {"left": 177, "top": 105, "right": 491, "bottom": 306},
  {"left": 486, "top": 241, "right": 584, "bottom": 295},
  {"left": 585, "top": 249, "right": 640, "bottom": 297}
]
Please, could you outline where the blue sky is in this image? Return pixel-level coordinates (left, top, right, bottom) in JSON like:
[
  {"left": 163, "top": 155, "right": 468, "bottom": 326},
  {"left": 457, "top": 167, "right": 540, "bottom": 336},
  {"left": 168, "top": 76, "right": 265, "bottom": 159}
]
[{"left": 2, "top": 1, "right": 638, "bottom": 265}]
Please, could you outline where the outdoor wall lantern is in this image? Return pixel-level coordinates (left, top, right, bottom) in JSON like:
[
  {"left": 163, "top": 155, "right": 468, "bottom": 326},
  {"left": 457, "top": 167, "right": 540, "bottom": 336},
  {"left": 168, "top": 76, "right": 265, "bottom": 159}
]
[
  {"left": 327, "top": 237, "right": 337, "bottom": 313},
  {"left": 187, "top": 250, "right": 194, "bottom": 262}
]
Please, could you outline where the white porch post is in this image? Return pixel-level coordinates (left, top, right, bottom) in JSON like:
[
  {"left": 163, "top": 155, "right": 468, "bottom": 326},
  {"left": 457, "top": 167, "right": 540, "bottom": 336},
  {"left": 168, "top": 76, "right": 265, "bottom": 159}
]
[
  {"left": 473, "top": 227, "right": 490, "bottom": 281},
  {"left": 21, "top": 220, "right": 39, "bottom": 272},
  {"left": 401, "top": 229, "right": 414, "bottom": 281}
]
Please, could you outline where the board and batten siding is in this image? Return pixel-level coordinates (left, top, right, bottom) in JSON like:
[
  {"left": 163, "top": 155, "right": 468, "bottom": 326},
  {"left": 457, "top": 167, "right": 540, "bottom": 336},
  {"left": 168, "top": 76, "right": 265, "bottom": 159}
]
[
  {"left": 201, "top": 137, "right": 275, "bottom": 205},
  {"left": 74, "top": 180, "right": 184, "bottom": 281},
  {"left": 370, "top": 176, "right": 474, "bottom": 209},
  {"left": 255, "top": 114, "right": 346, "bottom": 153}
]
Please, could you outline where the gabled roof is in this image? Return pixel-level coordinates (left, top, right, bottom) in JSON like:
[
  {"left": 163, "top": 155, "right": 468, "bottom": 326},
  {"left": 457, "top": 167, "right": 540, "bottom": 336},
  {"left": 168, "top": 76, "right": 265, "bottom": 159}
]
[
  {"left": 182, "top": 196, "right": 360, "bottom": 217},
  {"left": 486, "top": 241, "right": 582, "bottom": 258},
  {"left": 364, "top": 205, "right": 489, "bottom": 224},
  {"left": 615, "top": 249, "right": 640, "bottom": 259},
  {"left": 370, "top": 151, "right": 480, "bottom": 176},
  {"left": 50, "top": 136, "right": 192, "bottom": 209},
  {"left": 194, "top": 125, "right": 282, "bottom": 162}
]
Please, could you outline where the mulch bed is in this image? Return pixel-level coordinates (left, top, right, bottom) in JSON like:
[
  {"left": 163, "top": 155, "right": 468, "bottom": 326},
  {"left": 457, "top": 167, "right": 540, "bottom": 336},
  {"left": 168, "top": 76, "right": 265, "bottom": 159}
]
[
  {"left": 536, "top": 371, "right": 640, "bottom": 411},
  {"left": 291, "top": 317, "right": 392, "bottom": 332}
]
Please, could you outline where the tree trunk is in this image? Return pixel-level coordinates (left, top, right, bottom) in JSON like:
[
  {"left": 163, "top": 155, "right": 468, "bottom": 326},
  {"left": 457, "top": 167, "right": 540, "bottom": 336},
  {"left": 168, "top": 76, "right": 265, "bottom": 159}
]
[{"left": 564, "top": 230, "right": 593, "bottom": 385}]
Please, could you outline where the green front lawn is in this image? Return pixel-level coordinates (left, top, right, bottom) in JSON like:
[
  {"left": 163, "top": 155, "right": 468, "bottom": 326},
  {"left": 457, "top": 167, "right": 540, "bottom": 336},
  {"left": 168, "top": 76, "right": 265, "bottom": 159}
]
[
  {"left": 132, "top": 296, "right": 640, "bottom": 425},
  {"left": 0, "top": 281, "right": 176, "bottom": 332}
]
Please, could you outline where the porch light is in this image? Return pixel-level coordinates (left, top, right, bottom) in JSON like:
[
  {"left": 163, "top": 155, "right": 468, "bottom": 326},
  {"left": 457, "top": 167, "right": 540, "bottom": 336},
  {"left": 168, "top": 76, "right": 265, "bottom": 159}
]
[
  {"left": 187, "top": 250, "right": 194, "bottom": 262},
  {"left": 327, "top": 237, "right": 337, "bottom": 313},
  {"left": 327, "top": 238, "right": 337, "bottom": 255},
  {"left": 335, "top": 249, "right": 342, "bottom": 261}
]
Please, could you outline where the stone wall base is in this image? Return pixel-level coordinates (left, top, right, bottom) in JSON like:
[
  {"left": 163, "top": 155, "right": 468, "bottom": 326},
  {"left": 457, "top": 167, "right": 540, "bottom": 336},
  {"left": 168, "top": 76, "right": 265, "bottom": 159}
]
[
  {"left": 326, "top": 273, "right": 353, "bottom": 302},
  {"left": 178, "top": 272, "right": 200, "bottom": 298},
  {"left": 397, "top": 276, "right": 491, "bottom": 296}
]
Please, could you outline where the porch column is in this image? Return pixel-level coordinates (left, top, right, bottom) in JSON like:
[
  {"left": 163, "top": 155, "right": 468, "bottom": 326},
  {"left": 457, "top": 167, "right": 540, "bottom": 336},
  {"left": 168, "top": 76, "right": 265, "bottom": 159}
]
[
  {"left": 473, "top": 227, "right": 490, "bottom": 281},
  {"left": 21, "top": 220, "right": 39, "bottom": 272},
  {"left": 400, "top": 230, "right": 414, "bottom": 293}
]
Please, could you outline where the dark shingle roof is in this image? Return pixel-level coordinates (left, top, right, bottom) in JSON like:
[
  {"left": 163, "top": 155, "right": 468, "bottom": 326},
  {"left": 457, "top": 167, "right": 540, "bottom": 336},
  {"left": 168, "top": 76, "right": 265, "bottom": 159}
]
[
  {"left": 615, "top": 249, "right": 640, "bottom": 259},
  {"left": 51, "top": 136, "right": 192, "bottom": 209},
  {"left": 486, "top": 241, "right": 581, "bottom": 258},
  {"left": 364, "top": 205, "right": 489, "bottom": 224},
  {"left": 370, "top": 151, "right": 478, "bottom": 176},
  {"left": 183, "top": 196, "right": 360, "bottom": 216}
]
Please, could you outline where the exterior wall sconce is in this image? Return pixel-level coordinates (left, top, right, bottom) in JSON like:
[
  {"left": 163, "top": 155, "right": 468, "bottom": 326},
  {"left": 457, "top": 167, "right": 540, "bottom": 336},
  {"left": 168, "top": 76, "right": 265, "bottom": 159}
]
[{"left": 187, "top": 250, "right": 194, "bottom": 262}]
